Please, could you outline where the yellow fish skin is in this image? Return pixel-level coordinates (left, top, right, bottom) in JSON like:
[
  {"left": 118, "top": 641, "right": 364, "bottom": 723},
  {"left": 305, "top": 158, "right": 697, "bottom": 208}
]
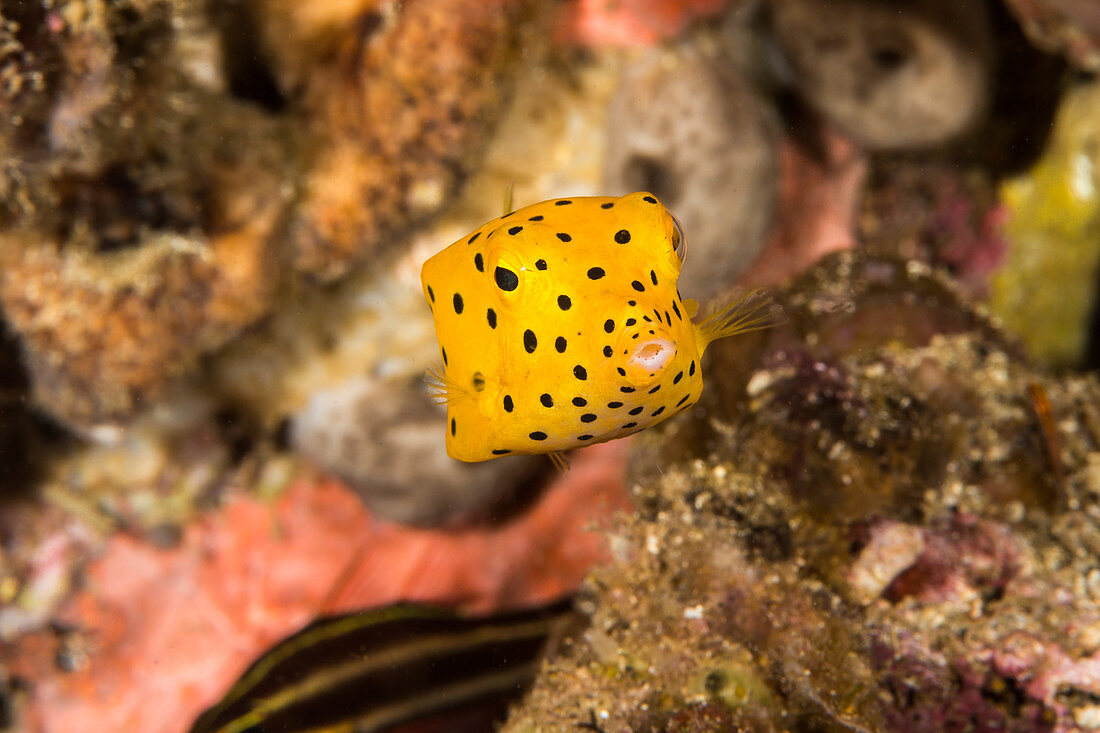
[{"left": 420, "top": 191, "right": 775, "bottom": 463}]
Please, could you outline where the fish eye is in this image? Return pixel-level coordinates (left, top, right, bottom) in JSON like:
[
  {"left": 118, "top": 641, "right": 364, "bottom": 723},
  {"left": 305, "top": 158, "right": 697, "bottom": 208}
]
[
  {"left": 671, "top": 214, "right": 687, "bottom": 264},
  {"left": 494, "top": 266, "right": 519, "bottom": 291}
]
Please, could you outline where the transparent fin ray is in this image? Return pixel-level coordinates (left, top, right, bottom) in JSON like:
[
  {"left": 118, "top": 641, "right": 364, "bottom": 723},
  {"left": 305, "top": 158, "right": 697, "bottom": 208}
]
[
  {"left": 695, "top": 289, "right": 786, "bottom": 353},
  {"left": 548, "top": 451, "right": 571, "bottom": 473},
  {"left": 424, "top": 367, "right": 472, "bottom": 406}
]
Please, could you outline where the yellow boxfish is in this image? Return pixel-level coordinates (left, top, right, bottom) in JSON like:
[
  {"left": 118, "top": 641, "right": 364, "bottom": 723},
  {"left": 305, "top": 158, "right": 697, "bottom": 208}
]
[{"left": 421, "top": 191, "right": 777, "bottom": 467}]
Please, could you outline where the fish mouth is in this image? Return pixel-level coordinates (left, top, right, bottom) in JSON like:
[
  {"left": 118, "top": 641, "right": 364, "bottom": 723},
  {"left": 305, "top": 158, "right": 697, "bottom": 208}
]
[{"left": 626, "top": 337, "right": 676, "bottom": 382}]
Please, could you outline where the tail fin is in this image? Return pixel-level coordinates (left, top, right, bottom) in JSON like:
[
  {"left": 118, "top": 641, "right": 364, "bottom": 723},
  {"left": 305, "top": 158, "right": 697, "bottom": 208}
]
[
  {"left": 425, "top": 367, "right": 472, "bottom": 406},
  {"left": 694, "top": 289, "right": 785, "bottom": 354}
]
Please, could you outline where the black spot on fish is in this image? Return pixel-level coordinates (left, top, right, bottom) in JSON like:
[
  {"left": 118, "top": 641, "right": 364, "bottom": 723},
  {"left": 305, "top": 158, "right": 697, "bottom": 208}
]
[
  {"left": 578, "top": 434, "right": 593, "bottom": 440},
  {"left": 643, "top": 316, "right": 651, "bottom": 322},
  {"left": 529, "top": 431, "right": 548, "bottom": 440},
  {"left": 508, "top": 225, "right": 523, "bottom": 235},
  {"left": 607, "top": 401, "right": 622, "bottom": 408},
  {"left": 536, "top": 259, "right": 548, "bottom": 270},
  {"left": 643, "top": 195, "right": 657, "bottom": 204},
  {"left": 588, "top": 267, "right": 605, "bottom": 280},
  {"left": 631, "top": 281, "right": 645, "bottom": 292},
  {"left": 673, "top": 371, "right": 683, "bottom": 384},
  {"left": 442, "top": 347, "right": 448, "bottom": 365},
  {"left": 617, "top": 367, "right": 626, "bottom": 376},
  {"left": 427, "top": 285, "right": 435, "bottom": 302},
  {"left": 524, "top": 329, "right": 537, "bottom": 353},
  {"left": 503, "top": 395, "right": 514, "bottom": 412},
  {"left": 628, "top": 300, "right": 636, "bottom": 307},
  {"left": 574, "top": 365, "right": 587, "bottom": 380},
  {"left": 540, "top": 393, "right": 554, "bottom": 407},
  {"left": 474, "top": 253, "right": 484, "bottom": 272},
  {"left": 558, "top": 295, "right": 572, "bottom": 310},
  {"left": 652, "top": 406, "right": 665, "bottom": 416},
  {"left": 603, "top": 345, "right": 613, "bottom": 357},
  {"left": 529, "top": 215, "right": 544, "bottom": 221},
  {"left": 495, "top": 267, "right": 519, "bottom": 291},
  {"left": 572, "top": 397, "right": 587, "bottom": 406},
  {"left": 672, "top": 301, "right": 682, "bottom": 320},
  {"left": 580, "top": 413, "right": 597, "bottom": 423},
  {"left": 650, "top": 270, "right": 658, "bottom": 285},
  {"left": 492, "top": 448, "right": 511, "bottom": 455},
  {"left": 689, "top": 360, "right": 696, "bottom": 376},
  {"left": 628, "top": 406, "right": 643, "bottom": 415},
  {"left": 676, "top": 394, "right": 691, "bottom": 407},
  {"left": 664, "top": 311, "right": 671, "bottom": 325},
  {"left": 615, "top": 230, "right": 631, "bottom": 244},
  {"left": 604, "top": 319, "right": 614, "bottom": 333},
  {"left": 621, "top": 386, "right": 635, "bottom": 393},
  {"left": 487, "top": 308, "right": 497, "bottom": 329},
  {"left": 555, "top": 336, "right": 567, "bottom": 353},
  {"left": 453, "top": 293, "right": 464, "bottom": 314},
  {"left": 648, "top": 385, "right": 660, "bottom": 394},
  {"left": 555, "top": 200, "right": 572, "bottom": 206},
  {"left": 450, "top": 418, "right": 456, "bottom": 436},
  {"left": 601, "top": 202, "right": 614, "bottom": 209},
  {"left": 622, "top": 422, "right": 637, "bottom": 428},
  {"left": 625, "top": 318, "right": 636, "bottom": 327},
  {"left": 468, "top": 232, "right": 480, "bottom": 244},
  {"left": 557, "top": 233, "right": 572, "bottom": 242}
]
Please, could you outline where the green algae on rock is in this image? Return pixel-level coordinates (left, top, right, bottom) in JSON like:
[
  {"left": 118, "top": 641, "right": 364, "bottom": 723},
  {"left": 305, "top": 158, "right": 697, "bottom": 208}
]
[
  {"left": 989, "top": 80, "right": 1100, "bottom": 367},
  {"left": 504, "top": 252, "right": 1100, "bottom": 731}
]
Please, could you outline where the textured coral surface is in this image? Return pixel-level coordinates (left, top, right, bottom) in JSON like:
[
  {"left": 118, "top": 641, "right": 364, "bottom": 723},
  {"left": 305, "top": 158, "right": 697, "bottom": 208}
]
[
  {"left": 506, "top": 252, "right": 1100, "bottom": 731},
  {"left": 6, "top": 443, "right": 630, "bottom": 733},
  {"left": 3, "top": 1, "right": 1097, "bottom": 731},
  {"left": 0, "top": 0, "right": 537, "bottom": 430}
]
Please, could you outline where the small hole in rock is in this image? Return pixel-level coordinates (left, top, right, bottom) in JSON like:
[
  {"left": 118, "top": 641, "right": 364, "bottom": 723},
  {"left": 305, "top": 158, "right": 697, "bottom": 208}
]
[{"left": 622, "top": 156, "right": 679, "bottom": 203}]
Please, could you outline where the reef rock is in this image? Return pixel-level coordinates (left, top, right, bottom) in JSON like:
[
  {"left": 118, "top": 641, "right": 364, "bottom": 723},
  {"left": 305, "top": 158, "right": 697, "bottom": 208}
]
[
  {"left": 505, "top": 251, "right": 1100, "bottom": 731},
  {"left": 0, "top": 0, "right": 538, "bottom": 432},
  {"left": 604, "top": 31, "right": 778, "bottom": 299},
  {"left": 769, "top": 0, "right": 994, "bottom": 149}
]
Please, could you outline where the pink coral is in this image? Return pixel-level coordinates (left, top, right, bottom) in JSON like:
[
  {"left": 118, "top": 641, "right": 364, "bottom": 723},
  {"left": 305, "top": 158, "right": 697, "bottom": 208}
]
[
  {"left": 10, "top": 442, "right": 630, "bottom": 733},
  {"left": 554, "top": 0, "right": 732, "bottom": 46}
]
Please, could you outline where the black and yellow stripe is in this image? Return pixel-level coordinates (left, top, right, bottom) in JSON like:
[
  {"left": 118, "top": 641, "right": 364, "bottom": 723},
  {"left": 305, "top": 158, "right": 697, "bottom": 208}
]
[{"left": 189, "top": 598, "right": 578, "bottom": 733}]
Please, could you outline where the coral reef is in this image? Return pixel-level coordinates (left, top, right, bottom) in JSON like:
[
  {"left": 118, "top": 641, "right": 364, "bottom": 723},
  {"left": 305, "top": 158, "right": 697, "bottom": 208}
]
[
  {"left": 989, "top": 80, "right": 1100, "bottom": 367},
  {"left": 5, "top": 444, "right": 631, "bottom": 733},
  {"left": 604, "top": 32, "right": 778, "bottom": 300},
  {"left": 1003, "top": 0, "right": 1100, "bottom": 71},
  {"left": 505, "top": 251, "right": 1100, "bottom": 730},
  {"left": 554, "top": 0, "right": 732, "bottom": 46},
  {"left": 769, "top": 0, "right": 994, "bottom": 149},
  {"left": 291, "top": 375, "right": 547, "bottom": 527},
  {"left": 0, "top": 0, "right": 538, "bottom": 431},
  {"left": 3, "top": 1, "right": 1099, "bottom": 731}
]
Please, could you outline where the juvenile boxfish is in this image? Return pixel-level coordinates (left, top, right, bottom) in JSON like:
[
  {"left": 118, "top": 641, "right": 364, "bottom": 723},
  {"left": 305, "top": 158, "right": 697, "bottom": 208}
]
[{"left": 421, "top": 191, "right": 778, "bottom": 468}]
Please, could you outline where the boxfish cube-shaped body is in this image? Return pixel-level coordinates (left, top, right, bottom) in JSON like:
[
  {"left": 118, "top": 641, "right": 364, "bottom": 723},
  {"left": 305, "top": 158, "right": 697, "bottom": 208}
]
[{"left": 421, "top": 191, "right": 710, "bottom": 462}]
